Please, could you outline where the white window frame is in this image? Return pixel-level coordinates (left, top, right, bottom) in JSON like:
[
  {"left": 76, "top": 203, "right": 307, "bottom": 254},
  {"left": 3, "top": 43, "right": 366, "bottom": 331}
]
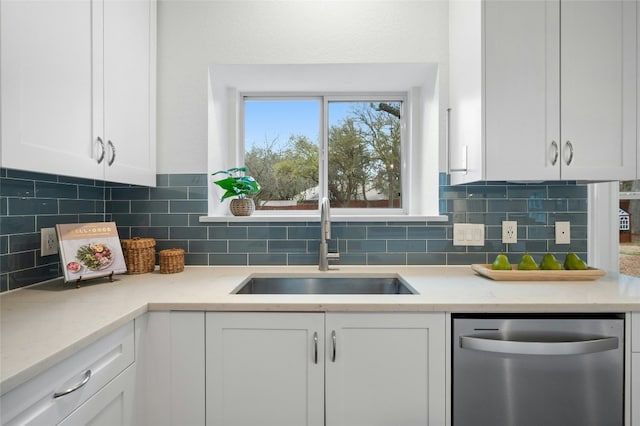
[
  {"left": 241, "top": 93, "right": 407, "bottom": 216},
  {"left": 204, "top": 63, "right": 445, "bottom": 223}
]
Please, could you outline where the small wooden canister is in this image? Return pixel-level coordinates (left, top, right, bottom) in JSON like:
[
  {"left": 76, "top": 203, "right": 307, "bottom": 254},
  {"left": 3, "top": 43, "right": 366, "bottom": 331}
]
[
  {"left": 121, "top": 237, "right": 156, "bottom": 274},
  {"left": 159, "top": 248, "right": 185, "bottom": 274}
]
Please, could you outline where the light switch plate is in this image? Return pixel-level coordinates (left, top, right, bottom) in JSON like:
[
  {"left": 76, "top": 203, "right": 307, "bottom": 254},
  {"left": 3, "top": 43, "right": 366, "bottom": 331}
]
[
  {"left": 453, "top": 223, "right": 485, "bottom": 246},
  {"left": 555, "top": 221, "right": 571, "bottom": 244}
]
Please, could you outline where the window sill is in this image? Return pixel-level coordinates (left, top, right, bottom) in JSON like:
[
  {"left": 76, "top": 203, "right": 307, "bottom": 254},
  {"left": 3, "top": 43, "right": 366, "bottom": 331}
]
[{"left": 199, "top": 214, "right": 449, "bottom": 223}]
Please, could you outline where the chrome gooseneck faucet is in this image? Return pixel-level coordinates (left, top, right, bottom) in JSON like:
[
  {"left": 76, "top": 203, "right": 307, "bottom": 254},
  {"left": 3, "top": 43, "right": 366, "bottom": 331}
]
[{"left": 319, "top": 197, "right": 340, "bottom": 270}]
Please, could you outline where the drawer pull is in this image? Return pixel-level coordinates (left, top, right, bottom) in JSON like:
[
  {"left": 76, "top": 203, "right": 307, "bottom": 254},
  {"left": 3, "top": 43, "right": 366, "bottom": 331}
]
[{"left": 53, "top": 370, "right": 92, "bottom": 398}]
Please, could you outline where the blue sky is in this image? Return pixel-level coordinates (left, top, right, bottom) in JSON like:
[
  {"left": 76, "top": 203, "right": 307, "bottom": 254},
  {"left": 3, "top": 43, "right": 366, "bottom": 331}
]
[{"left": 244, "top": 99, "right": 353, "bottom": 151}]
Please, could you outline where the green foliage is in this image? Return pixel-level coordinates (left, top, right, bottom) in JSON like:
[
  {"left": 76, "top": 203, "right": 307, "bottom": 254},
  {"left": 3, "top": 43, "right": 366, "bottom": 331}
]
[
  {"left": 328, "top": 118, "right": 370, "bottom": 205},
  {"left": 328, "top": 102, "right": 401, "bottom": 207},
  {"left": 244, "top": 101, "right": 402, "bottom": 209},
  {"left": 212, "top": 166, "right": 260, "bottom": 201},
  {"left": 245, "top": 136, "right": 318, "bottom": 207}
]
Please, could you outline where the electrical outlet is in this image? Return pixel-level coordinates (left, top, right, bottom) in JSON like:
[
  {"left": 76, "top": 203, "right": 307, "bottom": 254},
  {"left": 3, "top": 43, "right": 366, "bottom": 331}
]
[
  {"left": 555, "top": 221, "right": 571, "bottom": 244},
  {"left": 453, "top": 223, "right": 485, "bottom": 246},
  {"left": 41, "top": 227, "right": 58, "bottom": 256},
  {"left": 502, "top": 221, "right": 517, "bottom": 244}
]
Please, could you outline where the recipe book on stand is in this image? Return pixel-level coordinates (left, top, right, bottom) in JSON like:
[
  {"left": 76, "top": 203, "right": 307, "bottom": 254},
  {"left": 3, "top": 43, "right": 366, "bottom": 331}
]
[{"left": 56, "top": 222, "right": 127, "bottom": 283}]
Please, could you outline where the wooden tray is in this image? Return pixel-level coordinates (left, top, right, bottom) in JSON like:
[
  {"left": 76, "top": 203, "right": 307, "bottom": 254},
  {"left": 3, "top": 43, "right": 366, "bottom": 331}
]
[{"left": 471, "top": 264, "right": 606, "bottom": 281}]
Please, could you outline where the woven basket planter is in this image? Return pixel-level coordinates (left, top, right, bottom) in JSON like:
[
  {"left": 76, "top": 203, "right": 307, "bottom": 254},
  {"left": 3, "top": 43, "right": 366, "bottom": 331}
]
[
  {"left": 230, "top": 198, "right": 255, "bottom": 216},
  {"left": 159, "top": 248, "right": 185, "bottom": 274},
  {"left": 121, "top": 237, "right": 156, "bottom": 274}
]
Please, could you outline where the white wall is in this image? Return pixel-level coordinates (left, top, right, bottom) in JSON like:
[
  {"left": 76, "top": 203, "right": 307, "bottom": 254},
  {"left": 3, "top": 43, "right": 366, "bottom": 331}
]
[{"left": 157, "top": 0, "right": 449, "bottom": 173}]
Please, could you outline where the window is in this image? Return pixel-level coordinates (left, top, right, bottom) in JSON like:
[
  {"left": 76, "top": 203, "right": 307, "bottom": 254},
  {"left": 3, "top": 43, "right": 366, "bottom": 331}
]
[
  {"left": 206, "top": 64, "right": 441, "bottom": 220},
  {"left": 243, "top": 97, "right": 404, "bottom": 212}
]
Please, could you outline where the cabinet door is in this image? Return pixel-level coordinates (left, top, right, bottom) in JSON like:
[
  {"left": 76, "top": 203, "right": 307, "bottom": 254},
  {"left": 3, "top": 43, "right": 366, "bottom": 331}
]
[
  {"left": 325, "top": 313, "right": 446, "bottom": 426},
  {"left": 205, "top": 312, "right": 325, "bottom": 426},
  {"left": 484, "top": 0, "right": 560, "bottom": 181},
  {"left": 100, "top": 0, "right": 156, "bottom": 186},
  {"left": 634, "top": 353, "right": 640, "bottom": 426},
  {"left": 560, "top": 0, "right": 636, "bottom": 180},
  {"left": 0, "top": 0, "right": 101, "bottom": 179},
  {"left": 448, "top": 0, "right": 483, "bottom": 185},
  {"left": 57, "top": 365, "right": 135, "bottom": 426},
  {"left": 135, "top": 312, "right": 205, "bottom": 426}
]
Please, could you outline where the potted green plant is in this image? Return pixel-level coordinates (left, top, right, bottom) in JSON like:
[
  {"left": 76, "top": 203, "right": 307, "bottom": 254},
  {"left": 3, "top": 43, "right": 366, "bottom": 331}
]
[{"left": 212, "top": 166, "right": 261, "bottom": 216}]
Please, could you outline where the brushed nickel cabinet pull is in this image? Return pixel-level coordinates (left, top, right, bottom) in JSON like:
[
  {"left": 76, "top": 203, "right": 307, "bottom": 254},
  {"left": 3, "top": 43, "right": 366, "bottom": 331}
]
[
  {"left": 331, "top": 330, "right": 337, "bottom": 362},
  {"left": 53, "top": 370, "right": 92, "bottom": 399},
  {"left": 550, "top": 140, "right": 559, "bottom": 165},
  {"left": 96, "top": 137, "right": 105, "bottom": 164},
  {"left": 313, "top": 332, "right": 318, "bottom": 364},
  {"left": 107, "top": 140, "right": 116, "bottom": 166},
  {"left": 564, "top": 140, "right": 574, "bottom": 166},
  {"left": 446, "top": 108, "right": 468, "bottom": 174}
]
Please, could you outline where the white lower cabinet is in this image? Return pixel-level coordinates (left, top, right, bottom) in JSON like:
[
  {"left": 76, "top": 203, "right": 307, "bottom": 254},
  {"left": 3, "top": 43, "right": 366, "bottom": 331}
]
[
  {"left": 205, "top": 312, "right": 446, "bottom": 426},
  {"left": 325, "top": 313, "right": 446, "bottom": 426},
  {"left": 206, "top": 312, "right": 324, "bottom": 426},
  {"left": 135, "top": 311, "right": 205, "bottom": 426},
  {"left": 0, "top": 322, "right": 135, "bottom": 426}
]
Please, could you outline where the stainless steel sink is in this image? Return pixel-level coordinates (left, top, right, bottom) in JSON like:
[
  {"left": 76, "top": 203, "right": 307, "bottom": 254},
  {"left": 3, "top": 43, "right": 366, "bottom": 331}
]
[{"left": 233, "top": 276, "right": 417, "bottom": 295}]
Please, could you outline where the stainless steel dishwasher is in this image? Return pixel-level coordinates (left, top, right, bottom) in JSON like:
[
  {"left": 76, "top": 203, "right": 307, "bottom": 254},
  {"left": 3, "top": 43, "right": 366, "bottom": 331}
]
[{"left": 452, "top": 314, "right": 624, "bottom": 426}]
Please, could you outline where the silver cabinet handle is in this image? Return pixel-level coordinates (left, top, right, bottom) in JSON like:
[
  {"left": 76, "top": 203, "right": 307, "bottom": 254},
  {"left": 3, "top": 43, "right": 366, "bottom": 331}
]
[
  {"left": 313, "top": 332, "right": 318, "bottom": 364},
  {"left": 107, "top": 140, "right": 116, "bottom": 166},
  {"left": 446, "top": 108, "right": 468, "bottom": 174},
  {"left": 564, "top": 140, "right": 574, "bottom": 165},
  {"left": 460, "top": 335, "right": 618, "bottom": 356},
  {"left": 53, "top": 370, "right": 92, "bottom": 398},
  {"left": 550, "top": 140, "right": 559, "bottom": 166},
  {"left": 331, "top": 330, "right": 337, "bottom": 362},
  {"left": 96, "top": 137, "right": 105, "bottom": 164}
]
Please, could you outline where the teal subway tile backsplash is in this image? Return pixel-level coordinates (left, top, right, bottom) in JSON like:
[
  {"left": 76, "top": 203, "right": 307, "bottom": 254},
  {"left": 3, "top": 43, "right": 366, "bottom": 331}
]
[
  {"left": 0, "top": 168, "right": 590, "bottom": 292},
  {"left": 1, "top": 169, "right": 105, "bottom": 291}
]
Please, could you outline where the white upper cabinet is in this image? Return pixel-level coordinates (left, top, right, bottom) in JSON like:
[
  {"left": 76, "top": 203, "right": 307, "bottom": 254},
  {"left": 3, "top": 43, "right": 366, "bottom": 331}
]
[
  {"left": 449, "top": 0, "right": 637, "bottom": 185},
  {"left": 0, "top": 0, "right": 156, "bottom": 187},
  {"left": 0, "top": 0, "right": 101, "bottom": 179},
  {"left": 560, "top": 0, "right": 636, "bottom": 180},
  {"left": 99, "top": 0, "right": 156, "bottom": 186}
]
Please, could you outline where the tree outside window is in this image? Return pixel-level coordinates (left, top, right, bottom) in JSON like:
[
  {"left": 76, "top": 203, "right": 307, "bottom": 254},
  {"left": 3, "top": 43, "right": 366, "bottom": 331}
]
[{"left": 244, "top": 98, "right": 403, "bottom": 211}]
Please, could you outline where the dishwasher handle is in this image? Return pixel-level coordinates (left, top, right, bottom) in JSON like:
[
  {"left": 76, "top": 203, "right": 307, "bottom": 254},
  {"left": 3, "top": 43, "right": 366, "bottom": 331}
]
[{"left": 460, "top": 335, "right": 618, "bottom": 356}]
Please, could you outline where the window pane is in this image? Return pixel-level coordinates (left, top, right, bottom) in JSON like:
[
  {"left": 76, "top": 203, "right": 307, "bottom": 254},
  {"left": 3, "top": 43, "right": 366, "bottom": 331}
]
[
  {"left": 244, "top": 99, "right": 320, "bottom": 211},
  {"left": 328, "top": 101, "right": 402, "bottom": 208}
]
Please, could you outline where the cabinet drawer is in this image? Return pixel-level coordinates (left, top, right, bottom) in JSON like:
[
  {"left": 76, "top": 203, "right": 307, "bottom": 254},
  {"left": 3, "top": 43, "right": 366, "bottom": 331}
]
[
  {"left": 57, "top": 365, "right": 136, "bottom": 426},
  {"left": 633, "top": 313, "right": 640, "bottom": 353},
  {"left": 0, "top": 322, "right": 134, "bottom": 426}
]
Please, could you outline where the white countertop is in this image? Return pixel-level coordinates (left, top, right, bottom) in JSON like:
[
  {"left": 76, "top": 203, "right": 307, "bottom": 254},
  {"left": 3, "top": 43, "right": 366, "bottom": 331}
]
[{"left": 2, "top": 265, "right": 640, "bottom": 394}]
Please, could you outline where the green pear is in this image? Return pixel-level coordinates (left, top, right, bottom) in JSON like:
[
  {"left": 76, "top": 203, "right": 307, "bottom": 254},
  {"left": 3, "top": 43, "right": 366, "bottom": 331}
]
[
  {"left": 517, "top": 253, "right": 538, "bottom": 270},
  {"left": 491, "top": 253, "right": 512, "bottom": 270},
  {"left": 540, "top": 253, "right": 562, "bottom": 270},
  {"left": 564, "top": 252, "right": 587, "bottom": 270}
]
